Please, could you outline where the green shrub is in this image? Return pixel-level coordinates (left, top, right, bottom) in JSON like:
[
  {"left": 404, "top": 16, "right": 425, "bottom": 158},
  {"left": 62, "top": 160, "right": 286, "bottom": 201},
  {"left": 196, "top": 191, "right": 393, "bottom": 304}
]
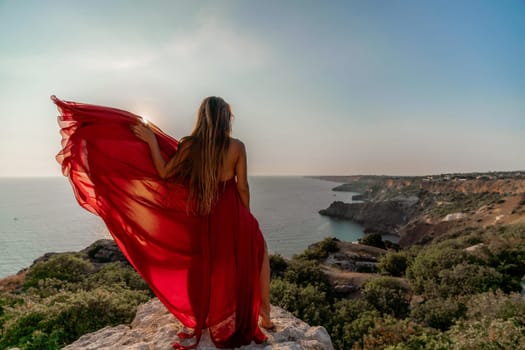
[
  {"left": 410, "top": 297, "right": 467, "bottom": 331},
  {"left": 0, "top": 286, "right": 150, "bottom": 350},
  {"left": 1, "top": 253, "right": 153, "bottom": 350},
  {"left": 26, "top": 277, "right": 72, "bottom": 298},
  {"left": 328, "top": 299, "right": 379, "bottom": 350},
  {"left": 379, "top": 251, "right": 409, "bottom": 277},
  {"left": 361, "top": 277, "right": 410, "bottom": 318},
  {"left": 359, "top": 233, "right": 386, "bottom": 249},
  {"left": 294, "top": 237, "right": 339, "bottom": 261},
  {"left": 437, "top": 263, "right": 503, "bottom": 297},
  {"left": 406, "top": 246, "right": 469, "bottom": 296},
  {"left": 475, "top": 224, "right": 525, "bottom": 292},
  {"left": 270, "top": 278, "right": 330, "bottom": 325},
  {"left": 82, "top": 262, "right": 151, "bottom": 292},
  {"left": 24, "top": 254, "right": 94, "bottom": 289},
  {"left": 269, "top": 254, "right": 288, "bottom": 278},
  {"left": 283, "top": 259, "right": 332, "bottom": 296}
]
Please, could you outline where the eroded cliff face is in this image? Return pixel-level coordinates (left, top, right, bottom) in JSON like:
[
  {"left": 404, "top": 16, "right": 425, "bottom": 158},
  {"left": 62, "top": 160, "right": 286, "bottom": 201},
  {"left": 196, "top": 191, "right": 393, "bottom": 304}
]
[
  {"left": 319, "top": 196, "right": 419, "bottom": 235},
  {"left": 318, "top": 174, "right": 525, "bottom": 247},
  {"left": 62, "top": 298, "right": 334, "bottom": 350}
]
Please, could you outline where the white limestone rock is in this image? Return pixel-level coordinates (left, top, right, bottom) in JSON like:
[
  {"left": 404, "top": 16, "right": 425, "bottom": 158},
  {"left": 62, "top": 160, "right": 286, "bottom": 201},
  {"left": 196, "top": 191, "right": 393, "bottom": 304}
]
[{"left": 62, "top": 298, "right": 334, "bottom": 350}]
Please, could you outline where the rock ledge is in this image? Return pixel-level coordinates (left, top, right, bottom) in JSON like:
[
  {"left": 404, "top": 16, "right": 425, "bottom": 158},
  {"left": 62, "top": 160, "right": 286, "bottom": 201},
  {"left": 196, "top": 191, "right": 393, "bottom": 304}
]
[{"left": 63, "top": 298, "right": 334, "bottom": 350}]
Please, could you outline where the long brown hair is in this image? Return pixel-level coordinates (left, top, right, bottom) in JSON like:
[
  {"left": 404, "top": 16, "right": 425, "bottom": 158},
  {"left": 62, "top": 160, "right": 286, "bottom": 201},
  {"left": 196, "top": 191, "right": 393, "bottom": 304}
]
[{"left": 166, "top": 96, "right": 232, "bottom": 215}]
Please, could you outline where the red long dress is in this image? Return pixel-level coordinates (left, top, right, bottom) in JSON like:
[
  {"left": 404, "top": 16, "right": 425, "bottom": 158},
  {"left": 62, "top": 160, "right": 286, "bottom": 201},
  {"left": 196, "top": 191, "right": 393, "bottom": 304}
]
[{"left": 52, "top": 96, "right": 268, "bottom": 349}]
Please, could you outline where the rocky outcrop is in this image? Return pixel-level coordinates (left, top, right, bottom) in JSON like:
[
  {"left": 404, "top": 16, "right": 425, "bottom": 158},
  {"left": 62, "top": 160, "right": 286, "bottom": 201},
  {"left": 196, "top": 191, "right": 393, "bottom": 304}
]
[
  {"left": 26, "top": 239, "right": 130, "bottom": 273},
  {"left": 63, "top": 298, "right": 334, "bottom": 350},
  {"left": 80, "top": 239, "right": 129, "bottom": 264},
  {"left": 319, "top": 196, "right": 419, "bottom": 235}
]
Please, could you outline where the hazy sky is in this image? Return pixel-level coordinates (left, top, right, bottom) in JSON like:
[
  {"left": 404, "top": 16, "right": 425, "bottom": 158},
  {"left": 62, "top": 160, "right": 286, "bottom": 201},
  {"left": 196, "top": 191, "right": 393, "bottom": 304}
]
[{"left": 1, "top": 0, "right": 524, "bottom": 177}]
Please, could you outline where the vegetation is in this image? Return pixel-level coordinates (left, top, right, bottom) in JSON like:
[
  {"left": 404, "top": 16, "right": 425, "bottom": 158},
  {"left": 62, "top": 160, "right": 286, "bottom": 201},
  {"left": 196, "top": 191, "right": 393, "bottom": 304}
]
[
  {"left": 270, "top": 223, "right": 525, "bottom": 350},
  {"left": 0, "top": 255, "right": 152, "bottom": 350},
  {"left": 378, "top": 251, "right": 410, "bottom": 277},
  {"left": 422, "top": 191, "right": 504, "bottom": 217},
  {"left": 2, "top": 222, "right": 525, "bottom": 350},
  {"left": 293, "top": 236, "right": 339, "bottom": 261},
  {"left": 358, "top": 233, "right": 386, "bottom": 249},
  {"left": 361, "top": 277, "right": 410, "bottom": 318}
]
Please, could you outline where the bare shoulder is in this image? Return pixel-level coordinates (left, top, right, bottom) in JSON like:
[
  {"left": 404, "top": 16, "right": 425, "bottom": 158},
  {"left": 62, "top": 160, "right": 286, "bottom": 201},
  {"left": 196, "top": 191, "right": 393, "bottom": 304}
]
[{"left": 229, "top": 138, "right": 246, "bottom": 154}]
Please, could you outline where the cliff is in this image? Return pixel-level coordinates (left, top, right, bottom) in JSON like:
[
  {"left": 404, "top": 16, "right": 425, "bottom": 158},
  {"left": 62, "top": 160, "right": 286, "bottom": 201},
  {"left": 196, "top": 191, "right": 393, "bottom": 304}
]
[
  {"left": 319, "top": 196, "right": 419, "bottom": 235},
  {"left": 318, "top": 173, "right": 525, "bottom": 246},
  {"left": 61, "top": 298, "right": 333, "bottom": 350}
]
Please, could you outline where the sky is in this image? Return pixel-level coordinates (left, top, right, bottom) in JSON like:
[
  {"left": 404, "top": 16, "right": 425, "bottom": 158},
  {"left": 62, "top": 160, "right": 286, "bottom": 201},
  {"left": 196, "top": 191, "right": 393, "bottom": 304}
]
[{"left": 0, "top": 0, "right": 524, "bottom": 177}]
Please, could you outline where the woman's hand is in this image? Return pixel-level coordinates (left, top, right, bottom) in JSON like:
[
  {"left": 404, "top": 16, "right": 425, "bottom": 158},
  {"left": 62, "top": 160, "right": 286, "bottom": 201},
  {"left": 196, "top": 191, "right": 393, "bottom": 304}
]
[{"left": 131, "top": 123, "right": 156, "bottom": 145}]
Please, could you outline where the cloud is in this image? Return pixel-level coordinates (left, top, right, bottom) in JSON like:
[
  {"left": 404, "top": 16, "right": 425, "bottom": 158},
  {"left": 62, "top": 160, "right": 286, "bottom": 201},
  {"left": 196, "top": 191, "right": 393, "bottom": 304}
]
[
  {"left": 0, "top": 14, "right": 271, "bottom": 82},
  {"left": 69, "top": 18, "right": 271, "bottom": 77}
]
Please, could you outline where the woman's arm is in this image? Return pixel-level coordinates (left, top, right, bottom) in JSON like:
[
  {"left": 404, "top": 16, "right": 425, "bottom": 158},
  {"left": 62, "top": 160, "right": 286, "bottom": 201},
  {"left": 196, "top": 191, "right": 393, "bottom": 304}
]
[
  {"left": 235, "top": 141, "right": 250, "bottom": 210},
  {"left": 131, "top": 123, "right": 175, "bottom": 179}
]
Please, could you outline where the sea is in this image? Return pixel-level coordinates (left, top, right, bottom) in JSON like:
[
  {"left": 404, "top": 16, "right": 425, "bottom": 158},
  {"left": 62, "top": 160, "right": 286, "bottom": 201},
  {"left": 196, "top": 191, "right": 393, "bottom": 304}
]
[{"left": 0, "top": 176, "right": 365, "bottom": 278}]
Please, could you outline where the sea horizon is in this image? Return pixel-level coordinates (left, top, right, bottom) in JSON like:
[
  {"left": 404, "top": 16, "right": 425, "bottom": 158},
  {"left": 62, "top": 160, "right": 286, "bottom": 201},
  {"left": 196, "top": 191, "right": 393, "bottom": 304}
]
[{"left": 0, "top": 176, "right": 366, "bottom": 278}]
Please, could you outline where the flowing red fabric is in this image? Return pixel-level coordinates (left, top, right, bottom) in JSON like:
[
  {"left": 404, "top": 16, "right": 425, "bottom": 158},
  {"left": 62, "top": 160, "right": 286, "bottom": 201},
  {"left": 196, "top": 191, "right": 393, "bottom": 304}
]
[{"left": 52, "top": 96, "right": 267, "bottom": 349}]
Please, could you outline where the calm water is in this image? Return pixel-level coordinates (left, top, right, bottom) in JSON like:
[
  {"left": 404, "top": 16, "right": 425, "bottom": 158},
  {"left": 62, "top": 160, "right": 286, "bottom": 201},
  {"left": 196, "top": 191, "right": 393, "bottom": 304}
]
[{"left": 0, "top": 176, "right": 364, "bottom": 278}]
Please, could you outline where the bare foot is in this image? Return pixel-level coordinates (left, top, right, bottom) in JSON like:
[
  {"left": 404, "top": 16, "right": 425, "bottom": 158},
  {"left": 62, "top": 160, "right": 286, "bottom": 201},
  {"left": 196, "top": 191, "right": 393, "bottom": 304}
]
[{"left": 259, "top": 316, "right": 275, "bottom": 330}]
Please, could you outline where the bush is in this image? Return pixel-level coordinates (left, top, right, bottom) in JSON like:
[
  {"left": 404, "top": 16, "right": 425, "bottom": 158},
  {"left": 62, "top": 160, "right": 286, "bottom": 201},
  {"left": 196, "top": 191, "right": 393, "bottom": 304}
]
[
  {"left": 0, "top": 251, "right": 154, "bottom": 350},
  {"left": 0, "top": 286, "right": 150, "bottom": 349},
  {"left": 270, "top": 278, "right": 330, "bottom": 325},
  {"left": 406, "top": 246, "right": 469, "bottom": 296},
  {"left": 437, "top": 263, "right": 503, "bottom": 297},
  {"left": 474, "top": 224, "right": 525, "bottom": 292},
  {"left": 269, "top": 254, "right": 288, "bottom": 278},
  {"left": 385, "top": 333, "right": 453, "bottom": 350},
  {"left": 82, "top": 262, "right": 151, "bottom": 292},
  {"left": 24, "top": 254, "right": 94, "bottom": 289},
  {"left": 359, "top": 233, "right": 386, "bottom": 249},
  {"left": 464, "top": 290, "right": 525, "bottom": 323},
  {"left": 328, "top": 299, "right": 379, "bottom": 350},
  {"left": 356, "top": 316, "right": 438, "bottom": 350},
  {"left": 294, "top": 237, "right": 339, "bottom": 261},
  {"left": 379, "top": 251, "right": 409, "bottom": 277},
  {"left": 410, "top": 297, "right": 467, "bottom": 331},
  {"left": 447, "top": 317, "right": 525, "bottom": 350},
  {"left": 283, "top": 259, "right": 333, "bottom": 296},
  {"left": 361, "top": 277, "right": 410, "bottom": 318}
]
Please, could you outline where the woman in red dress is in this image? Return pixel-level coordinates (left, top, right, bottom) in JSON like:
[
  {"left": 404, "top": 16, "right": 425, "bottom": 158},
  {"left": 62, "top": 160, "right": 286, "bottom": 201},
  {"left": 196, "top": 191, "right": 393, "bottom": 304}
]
[{"left": 53, "top": 95, "right": 273, "bottom": 349}]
